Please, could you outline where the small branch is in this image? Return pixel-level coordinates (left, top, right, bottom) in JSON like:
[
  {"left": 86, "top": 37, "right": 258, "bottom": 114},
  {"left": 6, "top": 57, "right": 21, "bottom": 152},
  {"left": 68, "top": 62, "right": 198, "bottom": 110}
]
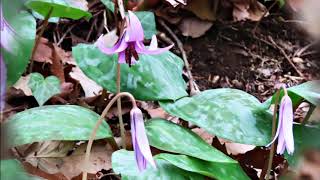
[
  {"left": 267, "top": 36, "right": 304, "bottom": 77},
  {"left": 57, "top": 24, "right": 76, "bottom": 46},
  {"left": 158, "top": 19, "right": 199, "bottom": 96},
  {"left": 29, "top": 7, "right": 53, "bottom": 73},
  {"left": 264, "top": 89, "right": 281, "bottom": 180},
  {"left": 82, "top": 92, "right": 137, "bottom": 180},
  {"left": 252, "top": 0, "right": 278, "bottom": 34}
]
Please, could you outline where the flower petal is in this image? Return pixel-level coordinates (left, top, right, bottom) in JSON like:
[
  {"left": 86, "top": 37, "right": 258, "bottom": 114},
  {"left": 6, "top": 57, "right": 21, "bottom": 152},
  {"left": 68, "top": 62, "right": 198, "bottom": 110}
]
[
  {"left": 281, "top": 95, "right": 294, "bottom": 154},
  {"left": 149, "top": 35, "right": 158, "bottom": 50},
  {"left": 276, "top": 131, "right": 286, "bottom": 154},
  {"left": 266, "top": 101, "right": 284, "bottom": 147},
  {"left": 96, "top": 34, "right": 127, "bottom": 55},
  {"left": 135, "top": 41, "right": 174, "bottom": 55},
  {"left": 125, "top": 11, "right": 144, "bottom": 42},
  {"left": 131, "top": 107, "right": 156, "bottom": 168}
]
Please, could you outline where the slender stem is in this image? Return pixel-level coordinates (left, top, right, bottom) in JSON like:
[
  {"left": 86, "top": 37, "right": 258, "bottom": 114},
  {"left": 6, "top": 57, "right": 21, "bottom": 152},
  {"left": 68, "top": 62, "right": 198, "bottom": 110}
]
[
  {"left": 29, "top": 7, "right": 53, "bottom": 73},
  {"left": 117, "top": 64, "right": 126, "bottom": 149},
  {"left": 82, "top": 92, "right": 137, "bottom": 180},
  {"left": 265, "top": 89, "right": 281, "bottom": 180}
]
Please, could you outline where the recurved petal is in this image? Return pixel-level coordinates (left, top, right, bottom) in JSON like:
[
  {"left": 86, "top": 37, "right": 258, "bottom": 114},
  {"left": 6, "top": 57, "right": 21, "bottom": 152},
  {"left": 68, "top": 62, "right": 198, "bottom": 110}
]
[
  {"left": 96, "top": 34, "right": 128, "bottom": 54},
  {"left": 132, "top": 107, "right": 156, "bottom": 169},
  {"left": 135, "top": 41, "right": 174, "bottom": 55},
  {"left": 125, "top": 11, "right": 144, "bottom": 42}
]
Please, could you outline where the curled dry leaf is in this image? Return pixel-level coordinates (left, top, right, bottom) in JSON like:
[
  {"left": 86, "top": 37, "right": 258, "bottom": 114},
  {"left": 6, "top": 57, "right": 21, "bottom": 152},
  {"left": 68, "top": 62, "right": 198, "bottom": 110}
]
[
  {"left": 69, "top": 66, "right": 102, "bottom": 98},
  {"left": 179, "top": 17, "right": 213, "bottom": 38}
]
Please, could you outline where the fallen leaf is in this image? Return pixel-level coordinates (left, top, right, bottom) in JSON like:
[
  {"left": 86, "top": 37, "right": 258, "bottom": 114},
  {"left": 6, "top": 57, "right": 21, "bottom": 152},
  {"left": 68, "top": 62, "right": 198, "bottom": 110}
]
[
  {"left": 69, "top": 67, "right": 102, "bottom": 98},
  {"left": 184, "top": 0, "right": 217, "bottom": 21},
  {"left": 179, "top": 17, "right": 213, "bottom": 38},
  {"left": 233, "top": 1, "right": 267, "bottom": 21},
  {"left": 13, "top": 75, "right": 32, "bottom": 96},
  {"left": 33, "top": 38, "right": 53, "bottom": 64},
  {"left": 68, "top": 0, "right": 89, "bottom": 11},
  {"left": 22, "top": 141, "right": 113, "bottom": 180},
  {"left": 155, "top": 6, "right": 182, "bottom": 24},
  {"left": 219, "top": 138, "right": 255, "bottom": 155},
  {"left": 287, "top": 0, "right": 303, "bottom": 11},
  {"left": 192, "top": 128, "right": 214, "bottom": 144},
  {"left": 165, "top": 0, "right": 186, "bottom": 7}
]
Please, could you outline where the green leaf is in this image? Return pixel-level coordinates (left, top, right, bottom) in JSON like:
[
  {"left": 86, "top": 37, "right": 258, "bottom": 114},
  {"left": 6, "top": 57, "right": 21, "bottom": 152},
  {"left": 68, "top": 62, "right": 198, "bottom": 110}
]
[
  {"left": 288, "top": 80, "right": 320, "bottom": 106},
  {"left": 112, "top": 150, "right": 204, "bottom": 180},
  {"left": 146, "top": 119, "right": 235, "bottom": 163},
  {"left": 72, "top": 44, "right": 187, "bottom": 101},
  {"left": 101, "top": 0, "right": 114, "bottom": 12},
  {"left": 4, "top": 105, "right": 112, "bottom": 148},
  {"left": 1, "top": 159, "right": 41, "bottom": 180},
  {"left": 2, "top": 11, "right": 36, "bottom": 85},
  {"left": 28, "top": 73, "right": 61, "bottom": 106},
  {"left": 156, "top": 154, "right": 249, "bottom": 180},
  {"left": 134, "top": 11, "right": 157, "bottom": 39},
  {"left": 160, "top": 89, "right": 273, "bottom": 145},
  {"left": 285, "top": 124, "right": 320, "bottom": 166},
  {"left": 25, "top": 0, "right": 92, "bottom": 20},
  {"left": 32, "top": 10, "right": 59, "bottom": 22}
]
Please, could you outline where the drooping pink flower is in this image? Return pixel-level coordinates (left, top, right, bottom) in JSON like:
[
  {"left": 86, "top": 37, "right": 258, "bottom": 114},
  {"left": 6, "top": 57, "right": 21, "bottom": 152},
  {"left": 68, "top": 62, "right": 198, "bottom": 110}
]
[
  {"left": 130, "top": 107, "right": 156, "bottom": 171},
  {"left": 96, "top": 11, "right": 173, "bottom": 66},
  {"left": 267, "top": 94, "right": 294, "bottom": 155}
]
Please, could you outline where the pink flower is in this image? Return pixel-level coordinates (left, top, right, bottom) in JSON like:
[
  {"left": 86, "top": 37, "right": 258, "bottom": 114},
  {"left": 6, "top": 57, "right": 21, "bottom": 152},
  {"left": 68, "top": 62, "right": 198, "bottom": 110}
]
[
  {"left": 96, "top": 11, "right": 173, "bottom": 66},
  {"left": 130, "top": 107, "right": 156, "bottom": 171},
  {"left": 267, "top": 95, "right": 294, "bottom": 155}
]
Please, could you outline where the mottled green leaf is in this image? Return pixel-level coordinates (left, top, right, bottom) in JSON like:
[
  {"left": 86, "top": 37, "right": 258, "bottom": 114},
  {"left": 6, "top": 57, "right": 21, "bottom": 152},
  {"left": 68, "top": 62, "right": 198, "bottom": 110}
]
[
  {"left": 285, "top": 124, "right": 320, "bottom": 166},
  {"left": 72, "top": 44, "right": 187, "bottom": 101},
  {"left": 101, "top": 0, "right": 114, "bottom": 12},
  {"left": 146, "top": 119, "right": 235, "bottom": 163},
  {"left": 160, "top": 89, "right": 273, "bottom": 145},
  {"left": 112, "top": 150, "right": 204, "bottom": 180},
  {"left": 4, "top": 105, "right": 112, "bottom": 148},
  {"left": 1, "top": 159, "right": 41, "bottom": 180},
  {"left": 288, "top": 80, "right": 320, "bottom": 106},
  {"left": 2, "top": 10, "right": 36, "bottom": 85},
  {"left": 156, "top": 154, "right": 249, "bottom": 180},
  {"left": 25, "top": 0, "right": 92, "bottom": 20},
  {"left": 28, "top": 73, "right": 61, "bottom": 106}
]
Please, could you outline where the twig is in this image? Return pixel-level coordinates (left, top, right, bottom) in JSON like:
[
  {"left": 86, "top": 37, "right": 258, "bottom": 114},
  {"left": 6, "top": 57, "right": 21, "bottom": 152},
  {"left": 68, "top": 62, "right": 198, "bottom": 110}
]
[
  {"left": 302, "top": 104, "right": 316, "bottom": 125},
  {"left": 86, "top": 18, "right": 98, "bottom": 42},
  {"left": 252, "top": 0, "right": 278, "bottom": 34},
  {"left": 158, "top": 19, "right": 199, "bottom": 96},
  {"left": 267, "top": 36, "right": 304, "bottom": 77},
  {"left": 264, "top": 89, "right": 281, "bottom": 180},
  {"left": 29, "top": 7, "right": 53, "bottom": 73},
  {"left": 82, "top": 92, "right": 137, "bottom": 180},
  {"left": 57, "top": 24, "right": 76, "bottom": 46}
]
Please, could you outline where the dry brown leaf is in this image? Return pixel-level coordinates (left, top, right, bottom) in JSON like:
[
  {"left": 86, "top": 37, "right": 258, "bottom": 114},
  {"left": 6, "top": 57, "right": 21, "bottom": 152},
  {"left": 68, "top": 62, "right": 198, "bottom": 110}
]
[
  {"left": 69, "top": 67, "right": 102, "bottom": 97},
  {"left": 218, "top": 138, "right": 255, "bottom": 155},
  {"left": 155, "top": 6, "right": 183, "bottom": 24},
  {"left": 287, "top": 0, "right": 303, "bottom": 11},
  {"left": 192, "top": 128, "right": 214, "bottom": 144},
  {"left": 13, "top": 75, "right": 32, "bottom": 96},
  {"left": 233, "top": 1, "right": 267, "bottom": 21},
  {"left": 33, "top": 38, "right": 53, "bottom": 64},
  {"left": 179, "top": 17, "right": 213, "bottom": 38},
  {"left": 23, "top": 141, "right": 113, "bottom": 180},
  {"left": 184, "top": 0, "right": 217, "bottom": 21}
]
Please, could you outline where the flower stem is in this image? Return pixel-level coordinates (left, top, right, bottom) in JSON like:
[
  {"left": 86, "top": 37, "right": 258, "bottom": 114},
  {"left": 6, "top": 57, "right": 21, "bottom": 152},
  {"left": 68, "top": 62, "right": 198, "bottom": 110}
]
[
  {"left": 117, "top": 64, "right": 126, "bottom": 149},
  {"left": 29, "top": 7, "right": 53, "bottom": 73},
  {"left": 82, "top": 92, "right": 137, "bottom": 180},
  {"left": 265, "top": 89, "right": 281, "bottom": 180}
]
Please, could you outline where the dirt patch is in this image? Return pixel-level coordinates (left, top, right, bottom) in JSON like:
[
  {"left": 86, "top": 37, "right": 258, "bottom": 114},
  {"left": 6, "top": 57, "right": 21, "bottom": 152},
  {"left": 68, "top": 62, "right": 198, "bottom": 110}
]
[{"left": 184, "top": 16, "right": 320, "bottom": 100}]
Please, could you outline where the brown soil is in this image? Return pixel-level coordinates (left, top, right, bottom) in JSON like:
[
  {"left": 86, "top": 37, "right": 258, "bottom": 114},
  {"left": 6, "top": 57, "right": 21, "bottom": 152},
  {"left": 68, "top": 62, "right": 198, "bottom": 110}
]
[{"left": 183, "top": 16, "right": 320, "bottom": 101}]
